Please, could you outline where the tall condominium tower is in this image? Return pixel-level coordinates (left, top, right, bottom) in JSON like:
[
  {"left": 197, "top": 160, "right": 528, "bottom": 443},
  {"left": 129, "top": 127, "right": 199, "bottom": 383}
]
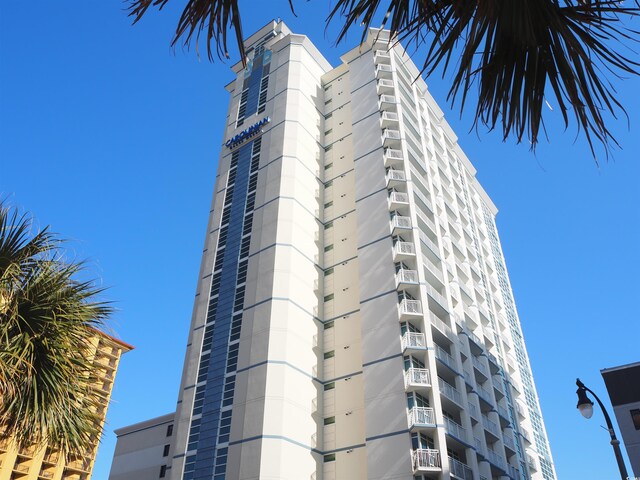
[{"left": 111, "top": 21, "right": 556, "bottom": 480}]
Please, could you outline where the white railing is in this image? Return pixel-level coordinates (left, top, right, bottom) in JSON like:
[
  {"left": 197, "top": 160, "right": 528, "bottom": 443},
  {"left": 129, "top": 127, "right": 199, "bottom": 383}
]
[
  {"left": 443, "top": 416, "right": 466, "bottom": 440},
  {"left": 391, "top": 215, "right": 412, "bottom": 231},
  {"left": 497, "top": 404, "right": 509, "bottom": 419},
  {"left": 389, "top": 191, "right": 410, "bottom": 204},
  {"left": 412, "top": 449, "right": 441, "bottom": 470},
  {"left": 449, "top": 456, "right": 473, "bottom": 480},
  {"left": 482, "top": 414, "right": 499, "bottom": 436},
  {"left": 379, "top": 94, "right": 397, "bottom": 104},
  {"left": 397, "top": 269, "right": 419, "bottom": 284},
  {"left": 384, "top": 148, "right": 403, "bottom": 159},
  {"left": 472, "top": 356, "right": 488, "bottom": 375},
  {"left": 376, "top": 63, "right": 393, "bottom": 74},
  {"left": 508, "top": 464, "right": 521, "bottom": 479},
  {"left": 408, "top": 406, "right": 436, "bottom": 426},
  {"left": 487, "top": 449, "right": 505, "bottom": 468},
  {"left": 474, "top": 436, "right": 484, "bottom": 454},
  {"left": 386, "top": 168, "right": 406, "bottom": 183},
  {"left": 435, "top": 344, "right": 457, "bottom": 371},
  {"left": 425, "top": 285, "right": 447, "bottom": 309},
  {"left": 422, "top": 255, "right": 444, "bottom": 283},
  {"left": 399, "top": 299, "right": 422, "bottom": 316},
  {"left": 383, "top": 129, "right": 401, "bottom": 140},
  {"left": 374, "top": 49, "right": 391, "bottom": 60},
  {"left": 478, "top": 384, "right": 492, "bottom": 403},
  {"left": 503, "top": 432, "right": 516, "bottom": 450},
  {"left": 438, "top": 379, "right": 462, "bottom": 405},
  {"left": 405, "top": 367, "right": 431, "bottom": 387},
  {"left": 393, "top": 241, "right": 415, "bottom": 256},
  {"left": 418, "top": 230, "right": 440, "bottom": 257},
  {"left": 402, "top": 331, "right": 426, "bottom": 350},
  {"left": 468, "top": 402, "right": 478, "bottom": 419},
  {"left": 377, "top": 78, "right": 394, "bottom": 89},
  {"left": 528, "top": 453, "right": 538, "bottom": 471},
  {"left": 381, "top": 111, "right": 399, "bottom": 122}
]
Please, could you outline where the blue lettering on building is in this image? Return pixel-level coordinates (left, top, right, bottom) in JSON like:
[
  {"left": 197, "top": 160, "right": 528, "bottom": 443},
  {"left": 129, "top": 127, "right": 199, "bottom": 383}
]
[{"left": 225, "top": 117, "right": 270, "bottom": 149}]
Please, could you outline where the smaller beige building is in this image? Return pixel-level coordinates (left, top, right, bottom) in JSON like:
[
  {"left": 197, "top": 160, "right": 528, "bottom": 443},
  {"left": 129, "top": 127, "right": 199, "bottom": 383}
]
[
  {"left": 108, "top": 413, "right": 175, "bottom": 480},
  {"left": 0, "top": 329, "right": 132, "bottom": 480}
]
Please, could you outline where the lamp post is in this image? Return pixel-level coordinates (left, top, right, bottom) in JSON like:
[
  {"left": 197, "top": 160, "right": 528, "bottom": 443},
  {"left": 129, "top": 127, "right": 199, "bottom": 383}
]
[{"left": 575, "top": 378, "right": 629, "bottom": 480}]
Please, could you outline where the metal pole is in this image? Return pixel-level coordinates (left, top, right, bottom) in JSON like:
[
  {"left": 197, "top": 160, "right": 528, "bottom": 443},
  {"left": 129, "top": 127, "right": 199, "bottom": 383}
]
[{"left": 577, "top": 379, "right": 629, "bottom": 480}]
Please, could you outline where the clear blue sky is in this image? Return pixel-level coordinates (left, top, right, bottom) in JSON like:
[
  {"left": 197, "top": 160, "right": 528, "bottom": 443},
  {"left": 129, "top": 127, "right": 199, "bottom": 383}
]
[{"left": 1, "top": 2, "right": 639, "bottom": 478}]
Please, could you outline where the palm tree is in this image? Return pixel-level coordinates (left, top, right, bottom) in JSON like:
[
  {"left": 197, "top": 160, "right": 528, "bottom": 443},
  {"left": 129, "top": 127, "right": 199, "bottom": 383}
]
[
  {"left": 0, "top": 202, "right": 113, "bottom": 455},
  {"left": 128, "top": 0, "right": 640, "bottom": 159}
]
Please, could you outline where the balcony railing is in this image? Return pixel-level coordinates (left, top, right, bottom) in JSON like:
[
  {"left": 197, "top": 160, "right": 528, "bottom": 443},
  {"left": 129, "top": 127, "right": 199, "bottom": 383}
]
[
  {"left": 449, "top": 456, "right": 474, "bottom": 480},
  {"left": 389, "top": 191, "right": 410, "bottom": 205},
  {"left": 376, "top": 78, "right": 394, "bottom": 93},
  {"left": 405, "top": 367, "right": 431, "bottom": 388},
  {"left": 477, "top": 384, "right": 493, "bottom": 404},
  {"left": 399, "top": 298, "right": 422, "bottom": 316},
  {"left": 375, "top": 63, "right": 393, "bottom": 77},
  {"left": 408, "top": 406, "right": 436, "bottom": 426},
  {"left": 472, "top": 356, "right": 488, "bottom": 376},
  {"left": 381, "top": 110, "right": 399, "bottom": 123},
  {"left": 438, "top": 379, "right": 462, "bottom": 405},
  {"left": 430, "top": 315, "right": 453, "bottom": 338},
  {"left": 391, "top": 215, "right": 412, "bottom": 233},
  {"left": 443, "top": 416, "right": 466, "bottom": 440},
  {"left": 393, "top": 241, "right": 415, "bottom": 258},
  {"left": 487, "top": 449, "right": 505, "bottom": 468},
  {"left": 527, "top": 453, "right": 538, "bottom": 471},
  {"left": 497, "top": 404, "right": 509, "bottom": 420},
  {"left": 508, "top": 464, "right": 521, "bottom": 479},
  {"left": 412, "top": 449, "right": 441, "bottom": 470},
  {"left": 482, "top": 414, "right": 500, "bottom": 436},
  {"left": 468, "top": 402, "right": 478, "bottom": 419},
  {"left": 435, "top": 344, "right": 457, "bottom": 371},
  {"left": 386, "top": 168, "right": 406, "bottom": 184},
  {"left": 503, "top": 432, "right": 516, "bottom": 451},
  {"left": 425, "top": 285, "right": 448, "bottom": 310},
  {"left": 379, "top": 94, "right": 397, "bottom": 105},
  {"left": 474, "top": 436, "right": 484, "bottom": 455},
  {"left": 374, "top": 49, "right": 391, "bottom": 62},
  {"left": 382, "top": 129, "right": 402, "bottom": 147},
  {"left": 396, "top": 268, "right": 419, "bottom": 285},
  {"left": 401, "top": 331, "right": 426, "bottom": 351}
]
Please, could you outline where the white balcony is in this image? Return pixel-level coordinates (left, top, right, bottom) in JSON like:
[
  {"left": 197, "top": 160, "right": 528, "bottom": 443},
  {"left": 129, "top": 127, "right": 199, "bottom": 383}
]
[
  {"left": 376, "top": 78, "right": 394, "bottom": 94},
  {"left": 382, "top": 129, "right": 402, "bottom": 147},
  {"left": 379, "top": 94, "right": 397, "bottom": 111},
  {"left": 472, "top": 356, "right": 489, "bottom": 377},
  {"left": 468, "top": 402, "right": 479, "bottom": 420},
  {"left": 397, "top": 268, "right": 419, "bottom": 286},
  {"left": 383, "top": 148, "right": 403, "bottom": 167},
  {"left": 503, "top": 432, "right": 516, "bottom": 451},
  {"left": 374, "top": 49, "right": 391, "bottom": 63},
  {"left": 399, "top": 299, "right": 422, "bottom": 318},
  {"left": 438, "top": 379, "right": 462, "bottom": 406},
  {"left": 443, "top": 416, "right": 466, "bottom": 440},
  {"left": 430, "top": 315, "right": 453, "bottom": 339},
  {"left": 408, "top": 406, "right": 436, "bottom": 427},
  {"left": 375, "top": 63, "right": 393, "bottom": 78},
  {"left": 425, "top": 284, "right": 448, "bottom": 311},
  {"left": 386, "top": 168, "right": 406, "bottom": 186},
  {"left": 389, "top": 190, "right": 410, "bottom": 209},
  {"left": 477, "top": 384, "right": 493, "bottom": 404},
  {"left": 405, "top": 367, "right": 431, "bottom": 389},
  {"left": 402, "top": 331, "right": 426, "bottom": 351},
  {"left": 508, "top": 464, "right": 521, "bottom": 479},
  {"left": 380, "top": 110, "right": 399, "bottom": 128},
  {"left": 449, "top": 456, "right": 474, "bottom": 480},
  {"left": 393, "top": 241, "right": 415, "bottom": 260},
  {"left": 473, "top": 436, "right": 484, "bottom": 455},
  {"left": 412, "top": 449, "right": 441, "bottom": 471},
  {"left": 497, "top": 404, "right": 509, "bottom": 420},
  {"left": 527, "top": 453, "right": 538, "bottom": 471},
  {"left": 391, "top": 215, "right": 412, "bottom": 234}
]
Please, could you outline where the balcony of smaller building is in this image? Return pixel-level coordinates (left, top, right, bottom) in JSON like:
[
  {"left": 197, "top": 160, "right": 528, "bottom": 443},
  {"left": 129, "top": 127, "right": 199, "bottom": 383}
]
[
  {"left": 391, "top": 213, "right": 412, "bottom": 235},
  {"left": 402, "top": 331, "right": 427, "bottom": 352},
  {"left": 393, "top": 237, "right": 415, "bottom": 261},
  {"left": 386, "top": 167, "right": 406, "bottom": 187},
  {"left": 375, "top": 63, "right": 394, "bottom": 78},
  {"left": 449, "top": 456, "right": 474, "bottom": 480},
  {"left": 408, "top": 406, "right": 436, "bottom": 429},
  {"left": 405, "top": 367, "right": 432, "bottom": 390},
  {"left": 373, "top": 49, "right": 392, "bottom": 64},
  {"left": 382, "top": 128, "right": 402, "bottom": 148},
  {"left": 388, "top": 189, "right": 410, "bottom": 212},
  {"left": 379, "top": 94, "right": 398, "bottom": 111},
  {"left": 398, "top": 297, "right": 423, "bottom": 319},
  {"left": 412, "top": 448, "right": 441, "bottom": 472},
  {"left": 380, "top": 110, "right": 399, "bottom": 127},
  {"left": 383, "top": 147, "right": 404, "bottom": 167},
  {"left": 376, "top": 78, "right": 394, "bottom": 95}
]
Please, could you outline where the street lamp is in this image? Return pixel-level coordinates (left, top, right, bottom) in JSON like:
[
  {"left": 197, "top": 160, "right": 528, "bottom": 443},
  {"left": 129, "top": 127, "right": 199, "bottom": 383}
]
[{"left": 575, "top": 378, "right": 629, "bottom": 480}]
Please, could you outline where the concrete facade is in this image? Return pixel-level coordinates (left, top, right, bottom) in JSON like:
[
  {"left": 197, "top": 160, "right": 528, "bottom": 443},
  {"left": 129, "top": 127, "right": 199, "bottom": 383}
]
[{"left": 111, "top": 21, "right": 556, "bottom": 480}]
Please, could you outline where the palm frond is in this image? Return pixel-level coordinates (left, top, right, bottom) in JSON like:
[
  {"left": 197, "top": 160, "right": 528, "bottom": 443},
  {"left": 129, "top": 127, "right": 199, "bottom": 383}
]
[{"left": 0, "top": 202, "right": 113, "bottom": 455}]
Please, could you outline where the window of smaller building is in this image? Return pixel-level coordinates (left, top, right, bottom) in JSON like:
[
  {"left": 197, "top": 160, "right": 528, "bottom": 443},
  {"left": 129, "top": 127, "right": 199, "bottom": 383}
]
[
  {"left": 166, "top": 424, "right": 173, "bottom": 437},
  {"left": 159, "top": 465, "right": 167, "bottom": 478},
  {"left": 325, "top": 267, "right": 334, "bottom": 275},
  {"left": 324, "top": 294, "right": 334, "bottom": 302},
  {"left": 324, "top": 454, "right": 336, "bottom": 462},
  {"left": 631, "top": 409, "right": 640, "bottom": 430},
  {"left": 324, "top": 416, "right": 335, "bottom": 425},
  {"left": 163, "top": 444, "right": 170, "bottom": 457},
  {"left": 324, "top": 382, "right": 335, "bottom": 391},
  {"left": 324, "top": 245, "right": 333, "bottom": 252},
  {"left": 324, "top": 350, "right": 335, "bottom": 360},
  {"left": 324, "top": 320, "right": 334, "bottom": 330},
  {"left": 324, "top": 201, "right": 333, "bottom": 208}
]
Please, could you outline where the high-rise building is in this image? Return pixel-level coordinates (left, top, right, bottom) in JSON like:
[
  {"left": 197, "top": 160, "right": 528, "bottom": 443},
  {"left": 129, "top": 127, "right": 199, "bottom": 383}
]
[
  {"left": 111, "top": 20, "right": 556, "bottom": 480},
  {"left": 0, "top": 329, "right": 132, "bottom": 480}
]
